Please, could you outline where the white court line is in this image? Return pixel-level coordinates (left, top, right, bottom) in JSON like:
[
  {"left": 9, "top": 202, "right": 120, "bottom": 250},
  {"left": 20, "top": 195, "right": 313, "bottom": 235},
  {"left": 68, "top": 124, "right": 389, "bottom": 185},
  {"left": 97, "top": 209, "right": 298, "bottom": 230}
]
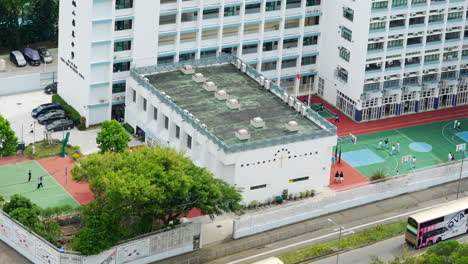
[{"left": 226, "top": 202, "right": 447, "bottom": 264}]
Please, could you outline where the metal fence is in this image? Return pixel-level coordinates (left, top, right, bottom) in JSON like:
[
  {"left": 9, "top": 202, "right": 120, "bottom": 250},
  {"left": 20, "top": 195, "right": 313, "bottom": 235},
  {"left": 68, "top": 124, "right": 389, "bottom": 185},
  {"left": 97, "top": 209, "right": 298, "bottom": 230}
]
[
  {"left": 130, "top": 54, "right": 336, "bottom": 154},
  {"left": 0, "top": 209, "right": 202, "bottom": 264},
  {"left": 40, "top": 71, "right": 57, "bottom": 88},
  {"left": 233, "top": 161, "right": 468, "bottom": 238}
]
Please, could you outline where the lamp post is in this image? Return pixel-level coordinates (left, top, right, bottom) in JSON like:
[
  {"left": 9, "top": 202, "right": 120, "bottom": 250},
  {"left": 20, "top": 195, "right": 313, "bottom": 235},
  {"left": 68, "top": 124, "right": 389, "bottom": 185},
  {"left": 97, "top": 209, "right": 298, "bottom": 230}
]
[
  {"left": 456, "top": 149, "right": 466, "bottom": 199},
  {"left": 328, "top": 218, "right": 344, "bottom": 264}
]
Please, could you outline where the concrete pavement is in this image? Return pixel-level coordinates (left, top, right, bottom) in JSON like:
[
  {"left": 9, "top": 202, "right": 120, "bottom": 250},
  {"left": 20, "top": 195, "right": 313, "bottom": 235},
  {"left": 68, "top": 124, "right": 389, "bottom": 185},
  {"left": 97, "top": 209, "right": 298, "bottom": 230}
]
[
  {"left": 0, "top": 240, "right": 30, "bottom": 264},
  {"left": 314, "top": 233, "right": 468, "bottom": 264},
  {"left": 0, "top": 49, "right": 58, "bottom": 78}
]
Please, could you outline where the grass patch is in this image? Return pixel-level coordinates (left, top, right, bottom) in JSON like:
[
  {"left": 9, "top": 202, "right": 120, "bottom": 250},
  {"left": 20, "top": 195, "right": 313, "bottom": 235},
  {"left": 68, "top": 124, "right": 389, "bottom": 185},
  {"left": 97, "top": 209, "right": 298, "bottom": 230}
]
[
  {"left": 278, "top": 221, "right": 407, "bottom": 264},
  {"left": 24, "top": 140, "right": 80, "bottom": 159}
]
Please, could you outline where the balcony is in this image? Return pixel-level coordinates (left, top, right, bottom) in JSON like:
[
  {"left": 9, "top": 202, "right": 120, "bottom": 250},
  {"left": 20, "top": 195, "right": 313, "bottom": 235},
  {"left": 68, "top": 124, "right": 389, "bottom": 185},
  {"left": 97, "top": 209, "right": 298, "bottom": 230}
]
[
  {"left": 224, "top": 15, "right": 240, "bottom": 24},
  {"left": 159, "top": 23, "right": 177, "bottom": 33},
  {"left": 241, "top": 52, "right": 259, "bottom": 61},
  {"left": 284, "top": 27, "right": 301, "bottom": 36},
  {"left": 160, "top": 2, "right": 177, "bottom": 12},
  {"left": 303, "top": 25, "right": 320, "bottom": 34},
  {"left": 260, "top": 69, "right": 277, "bottom": 78},
  {"left": 113, "top": 71, "right": 130, "bottom": 80},
  {"left": 285, "top": 7, "right": 301, "bottom": 16},
  {"left": 300, "top": 64, "right": 316, "bottom": 73},
  {"left": 181, "top": 0, "right": 199, "bottom": 9},
  {"left": 158, "top": 42, "right": 175, "bottom": 53},
  {"left": 244, "top": 13, "right": 261, "bottom": 22},
  {"left": 222, "top": 34, "right": 239, "bottom": 44},
  {"left": 115, "top": 8, "right": 133, "bottom": 18},
  {"left": 302, "top": 45, "right": 318, "bottom": 53},
  {"left": 264, "top": 29, "right": 280, "bottom": 39},
  {"left": 113, "top": 29, "right": 132, "bottom": 39},
  {"left": 265, "top": 10, "right": 282, "bottom": 19},
  {"left": 283, "top": 47, "right": 299, "bottom": 56},
  {"left": 305, "top": 6, "right": 321, "bottom": 15},
  {"left": 243, "top": 31, "right": 260, "bottom": 41},
  {"left": 202, "top": 18, "right": 220, "bottom": 27},
  {"left": 262, "top": 50, "right": 278, "bottom": 59},
  {"left": 281, "top": 67, "right": 298, "bottom": 76},
  {"left": 201, "top": 37, "right": 218, "bottom": 47},
  {"left": 179, "top": 40, "right": 197, "bottom": 50},
  {"left": 204, "top": 0, "right": 220, "bottom": 6},
  {"left": 181, "top": 21, "right": 198, "bottom": 31},
  {"left": 113, "top": 50, "right": 132, "bottom": 60},
  {"left": 112, "top": 92, "right": 126, "bottom": 103}
]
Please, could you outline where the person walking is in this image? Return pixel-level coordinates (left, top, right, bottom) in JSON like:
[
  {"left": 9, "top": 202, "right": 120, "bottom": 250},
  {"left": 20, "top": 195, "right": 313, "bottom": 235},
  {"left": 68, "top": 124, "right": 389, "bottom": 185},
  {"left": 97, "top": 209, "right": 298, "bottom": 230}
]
[
  {"left": 37, "top": 176, "right": 44, "bottom": 189},
  {"left": 378, "top": 140, "right": 383, "bottom": 150},
  {"left": 457, "top": 121, "right": 461, "bottom": 131},
  {"left": 454, "top": 119, "right": 458, "bottom": 129},
  {"left": 396, "top": 141, "right": 400, "bottom": 152},
  {"left": 339, "top": 171, "right": 344, "bottom": 183},
  {"left": 28, "top": 170, "right": 32, "bottom": 182},
  {"left": 448, "top": 152, "right": 453, "bottom": 162},
  {"left": 391, "top": 145, "right": 396, "bottom": 155},
  {"left": 384, "top": 138, "right": 389, "bottom": 148},
  {"left": 412, "top": 156, "right": 417, "bottom": 169},
  {"left": 335, "top": 114, "right": 340, "bottom": 123},
  {"left": 335, "top": 171, "right": 339, "bottom": 183}
]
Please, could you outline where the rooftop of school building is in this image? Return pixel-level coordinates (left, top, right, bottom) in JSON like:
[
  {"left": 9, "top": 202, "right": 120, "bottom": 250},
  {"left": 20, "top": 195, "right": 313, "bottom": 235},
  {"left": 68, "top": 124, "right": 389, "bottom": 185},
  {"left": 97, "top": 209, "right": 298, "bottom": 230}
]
[{"left": 142, "top": 63, "right": 324, "bottom": 146}]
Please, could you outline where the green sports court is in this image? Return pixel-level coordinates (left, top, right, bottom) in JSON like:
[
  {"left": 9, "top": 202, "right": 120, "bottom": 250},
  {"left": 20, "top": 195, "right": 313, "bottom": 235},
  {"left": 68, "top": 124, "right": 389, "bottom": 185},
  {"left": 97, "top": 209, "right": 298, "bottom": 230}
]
[
  {"left": 0, "top": 161, "right": 80, "bottom": 208},
  {"left": 310, "top": 103, "right": 336, "bottom": 118},
  {"left": 337, "top": 118, "right": 467, "bottom": 178}
]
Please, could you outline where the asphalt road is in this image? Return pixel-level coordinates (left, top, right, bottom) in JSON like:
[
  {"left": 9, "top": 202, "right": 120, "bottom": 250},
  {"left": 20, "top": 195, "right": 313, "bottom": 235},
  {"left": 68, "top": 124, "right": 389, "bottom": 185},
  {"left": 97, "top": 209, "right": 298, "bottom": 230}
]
[{"left": 314, "top": 233, "right": 468, "bottom": 264}]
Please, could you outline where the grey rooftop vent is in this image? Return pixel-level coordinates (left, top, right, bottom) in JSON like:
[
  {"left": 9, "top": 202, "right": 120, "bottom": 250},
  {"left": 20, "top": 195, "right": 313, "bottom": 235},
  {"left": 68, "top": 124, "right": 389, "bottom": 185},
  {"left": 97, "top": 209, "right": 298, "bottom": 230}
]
[
  {"left": 215, "top": 89, "right": 229, "bottom": 100},
  {"left": 192, "top": 73, "right": 206, "bottom": 83},
  {"left": 250, "top": 117, "right": 265, "bottom": 128},
  {"left": 203, "top": 81, "right": 217, "bottom": 91},
  {"left": 286, "top": 120, "right": 299, "bottom": 132},
  {"left": 235, "top": 129, "right": 250, "bottom": 141},
  {"left": 227, "top": 98, "right": 240, "bottom": 110},
  {"left": 181, "top": 65, "right": 195, "bottom": 74}
]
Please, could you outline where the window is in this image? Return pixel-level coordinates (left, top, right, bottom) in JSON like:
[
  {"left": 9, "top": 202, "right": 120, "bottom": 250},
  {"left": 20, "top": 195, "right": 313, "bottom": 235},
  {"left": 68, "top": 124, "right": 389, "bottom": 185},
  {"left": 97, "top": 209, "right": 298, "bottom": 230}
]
[
  {"left": 112, "top": 82, "right": 126, "bottom": 93},
  {"left": 179, "top": 52, "right": 196, "bottom": 61},
  {"left": 426, "top": 34, "right": 442, "bottom": 43},
  {"left": 411, "top": 0, "right": 426, "bottom": 4},
  {"left": 164, "top": 116, "right": 169, "bottom": 129},
  {"left": 420, "top": 217, "right": 444, "bottom": 228},
  {"left": 343, "top": 7, "right": 354, "bottom": 21},
  {"left": 337, "top": 67, "right": 348, "bottom": 82},
  {"left": 462, "top": 49, "right": 468, "bottom": 57},
  {"left": 113, "top": 61, "right": 131, "bottom": 72},
  {"left": 392, "top": 0, "right": 407, "bottom": 7},
  {"left": 200, "top": 50, "right": 217, "bottom": 58},
  {"left": 281, "top": 58, "right": 297, "bottom": 68},
  {"left": 115, "top": 0, "right": 133, "bottom": 9},
  {"left": 341, "top": 27, "right": 352, "bottom": 41},
  {"left": 224, "top": 6, "right": 240, "bottom": 16},
  {"left": 153, "top": 107, "right": 158, "bottom": 120},
  {"left": 339, "top": 47, "right": 350, "bottom": 61},
  {"left": 443, "top": 51, "right": 458, "bottom": 60},
  {"left": 445, "top": 32, "right": 460, "bottom": 40},
  {"left": 369, "top": 22, "right": 386, "bottom": 30},
  {"left": 447, "top": 12, "right": 463, "bottom": 20},
  {"left": 265, "top": 1, "right": 281, "bottom": 11},
  {"left": 114, "top": 40, "right": 131, "bottom": 52},
  {"left": 203, "top": 9, "right": 219, "bottom": 20},
  {"left": 424, "top": 54, "right": 439, "bottom": 62},
  {"left": 428, "top": 14, "right": 444, "bottom": 23},
  {"left": 142, "top": 98, "right": 147, "bottom": 111},
  {"left": 283, "top": 38, "right": 298, "bottom": 49},
  {"left": 242, "top": 44, "right": 258, "bottom": 54},
  {"left": 306, "top": 0, "right": 320, "bottom": 6},
  {"left": 409, "top": 16, "right": 425, "bottom": 25},
  {"left": 368, "top": 42, "right": 384, "bottom": 51},
  {"left": 245, "top": 3, "right": 261, "bottom": 14},
  {"left": 187, "top": 135, "right": 192, "bottom": 149},
  {"left": 175, "top": 125, "right": 180, "bottom": 139},
  {"left": 303, "top": 36, "right": 318, "bottom": 46},
  {"left": 158, "top": 55, "right": 174, "bottom": 64},
  {"left": 261, "top": 61, "right": 277, "bottom": 71},
  {"left": 302, "top": 55, "right": 316, "bottom": 65},
  {"left": 263, "top": 41, "right": 279, "bottom": 51},
  {"left": 159, "top": 14, "right": 176, "bottom": 25},
  {"left": 132, "top": 89, "right": 136, "bottom": 102},
  {"left": 181, "top": 11, "right": 198, "bottom": 22},
  {"left": 372, "top": 1, "right": 388, "bottom": 9},
  {"left": 250, "top": 184, "right": 267, "bottom": 190},
  {"left": 387, "top": 39, "right": 403, "bottom": 48},
  {"left": 115, "top": 19, "right": 132, "bottom": 30},
  {"left": 289, "top": 176, "right": 309, "bottom": 183}
]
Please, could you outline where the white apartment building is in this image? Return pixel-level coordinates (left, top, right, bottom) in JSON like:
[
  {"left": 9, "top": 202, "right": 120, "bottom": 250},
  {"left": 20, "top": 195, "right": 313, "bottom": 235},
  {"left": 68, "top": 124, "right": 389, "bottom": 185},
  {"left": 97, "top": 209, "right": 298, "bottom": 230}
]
[
  {"left": 58, "top": 0, "right": 468, "bottom": 126},
  {"left": 58, "top": 0, "right": 321, "bottom": 126},
  {"left": 318, "top": 0, "right": 468, "bottom": 122},
  {"left": 125, "top": 55, "right": 336, "bottom": 203}
]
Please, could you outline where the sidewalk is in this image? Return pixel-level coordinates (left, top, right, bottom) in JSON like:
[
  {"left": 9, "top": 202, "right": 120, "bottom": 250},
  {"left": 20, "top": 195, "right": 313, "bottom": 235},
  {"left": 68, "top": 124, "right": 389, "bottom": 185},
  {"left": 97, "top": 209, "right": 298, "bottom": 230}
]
[{"left": 190, "top": 160, "right": 468, "bottom": 246}]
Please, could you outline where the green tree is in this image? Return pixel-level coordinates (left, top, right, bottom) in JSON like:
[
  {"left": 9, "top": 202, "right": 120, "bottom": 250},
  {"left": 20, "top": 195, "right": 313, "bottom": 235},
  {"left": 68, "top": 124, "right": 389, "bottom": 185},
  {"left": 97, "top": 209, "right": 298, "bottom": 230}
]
[
  {"left": 96, "top": 120, "right": 131, "bottom": 153},
  {"left": 72, "top": 146, "right": 242, "bottom": 255},
  {"left": 449, "top": 243, "right": 468, "bottom": 264},
  {"left": 2, "top": 194, "right": 37, "bottom": 214},
  {"left": 1, "top": 0, "right": 31, "bottom": 49},
  {"left": 425, "top": 240, "right": 460, "bottom": 263},
  {"left": 0, "top": 115, "right": 18, "bottom": 157}
]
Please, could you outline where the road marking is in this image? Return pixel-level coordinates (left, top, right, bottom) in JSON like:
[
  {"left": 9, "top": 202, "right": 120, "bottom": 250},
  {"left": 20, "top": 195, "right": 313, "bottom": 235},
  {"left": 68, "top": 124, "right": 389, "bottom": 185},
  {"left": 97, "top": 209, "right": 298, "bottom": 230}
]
[{"left": 225, "top": 202, "right": 447, "bottom": 264}]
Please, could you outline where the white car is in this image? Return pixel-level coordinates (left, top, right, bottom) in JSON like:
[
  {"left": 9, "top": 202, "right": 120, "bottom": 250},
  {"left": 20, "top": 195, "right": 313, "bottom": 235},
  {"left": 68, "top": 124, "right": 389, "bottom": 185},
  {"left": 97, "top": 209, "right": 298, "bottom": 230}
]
[{"left": 38, "top": 47, "right": 53, "bottom": 63}]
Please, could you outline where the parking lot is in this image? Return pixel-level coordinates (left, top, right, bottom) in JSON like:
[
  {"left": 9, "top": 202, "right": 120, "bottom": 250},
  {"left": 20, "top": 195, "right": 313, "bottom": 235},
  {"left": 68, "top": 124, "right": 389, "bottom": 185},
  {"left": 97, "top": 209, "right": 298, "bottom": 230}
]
[
  {"left": 0, "top": 48, "right": 58, "bottom": 78},
  {"left": 0, "top": 90, "right": 140, "bottom": 155}
]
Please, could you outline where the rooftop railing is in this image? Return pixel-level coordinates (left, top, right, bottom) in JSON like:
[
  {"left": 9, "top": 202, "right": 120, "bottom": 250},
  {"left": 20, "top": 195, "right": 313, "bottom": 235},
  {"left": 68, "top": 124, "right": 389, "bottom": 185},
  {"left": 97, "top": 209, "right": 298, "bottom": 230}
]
[{"left": 131, "top": 54, "right": 336, "bottom": 153}]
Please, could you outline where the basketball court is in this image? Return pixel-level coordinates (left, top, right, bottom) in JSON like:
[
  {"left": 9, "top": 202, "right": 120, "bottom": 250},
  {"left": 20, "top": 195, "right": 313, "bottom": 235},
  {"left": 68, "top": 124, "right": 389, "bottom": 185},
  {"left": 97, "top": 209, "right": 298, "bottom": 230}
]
[
  {"left": 309, "top": 103, "right": 335, "bottom": 119},
  {"left": 336, "top": 118, "right": 467, "bottom": 178}
]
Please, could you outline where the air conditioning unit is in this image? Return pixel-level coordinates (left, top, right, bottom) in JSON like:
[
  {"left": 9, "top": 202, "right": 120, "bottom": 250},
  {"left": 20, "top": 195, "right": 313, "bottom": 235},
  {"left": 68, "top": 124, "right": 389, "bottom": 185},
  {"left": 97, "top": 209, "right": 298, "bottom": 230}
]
[
  {"left": 423, "top": 70, "right": 430, "bottom": 74},
  {"left": 288, "top": 96, "right": 295, "bottom": 107},
  {"left": 407, "top": 57, "right": 413, "bottom": 62},
  {"left": 260, "top": 76, "right": 265, "bottom": 85},
  {"left": 264, "top": 79, "right": 271, "bottom": 90},
  {"left": 376, "top": 62, "right": 382, "bottom": 66},
  {"left": 282, "top": 93, "right": 289, "bottom": 103},
  {"left": 447, "top": 28, "right": 453, "bottom": 32},
  {"left": 404, "top": 73, "right": 411, "bottom": 77},
  {"left": 241, "top": 63, "right": 247, "bottom": 73},
  {"left": 388, "top": 61, "right": 393, "bottom": 65}
]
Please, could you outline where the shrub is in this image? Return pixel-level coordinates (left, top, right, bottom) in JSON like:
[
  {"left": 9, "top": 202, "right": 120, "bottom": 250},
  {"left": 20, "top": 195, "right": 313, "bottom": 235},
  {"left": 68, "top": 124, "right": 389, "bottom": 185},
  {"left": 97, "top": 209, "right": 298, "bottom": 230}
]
[
  {"left": 310, "top": 189, "right": 315, "bottom": 197},
  {"left": 72, "top": 153, "right": 81, "bottom": 161},
  {"left": 370, "top": 169, "right": 386, "bottom": 181},
  {"left": 305, "top": 190, "right": 311, "bottom": 197},
  {"left": 123, "top": 123, "right": 135, "bottom": 134},
  {"left": 52, "top": 94, "right": 86, "bottom": 130},
  {"left": 248, "top": 200, "right": 259, "bottom": 209}
]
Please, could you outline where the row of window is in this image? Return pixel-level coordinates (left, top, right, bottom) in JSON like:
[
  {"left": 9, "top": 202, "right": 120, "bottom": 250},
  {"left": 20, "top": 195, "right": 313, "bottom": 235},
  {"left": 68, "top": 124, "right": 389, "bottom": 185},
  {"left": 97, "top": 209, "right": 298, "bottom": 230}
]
[
  {"left": 250, "top": 176, "right": 309, "bottom": 190},
  {"left": 367, "top": 31, "right": 465, "bottom": 52},
  {"left": 369, "top": 12, "right": 464, "bottom": 31},
  {"left": 131, "top": 90, "right": 193, "bottom": 149},
  {"left": 372, "top": 0, "right": 448, "bottom": 10}
]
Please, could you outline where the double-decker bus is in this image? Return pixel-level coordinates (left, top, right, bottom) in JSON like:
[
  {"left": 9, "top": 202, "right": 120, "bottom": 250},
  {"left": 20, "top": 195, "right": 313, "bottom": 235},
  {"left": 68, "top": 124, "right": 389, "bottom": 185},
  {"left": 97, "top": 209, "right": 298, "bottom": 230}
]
[{"left": 406, "top": 197, "right": 468, "bottom": 248}]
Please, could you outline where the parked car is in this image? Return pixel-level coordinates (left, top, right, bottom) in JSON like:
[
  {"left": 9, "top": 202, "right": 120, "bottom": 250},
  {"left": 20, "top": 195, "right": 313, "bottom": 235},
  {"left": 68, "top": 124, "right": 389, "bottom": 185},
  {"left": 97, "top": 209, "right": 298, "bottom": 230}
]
[
  {"left": 32, "top": 102, "right": 61, "bottom": 118},
  {"left": 22, "top": 48, "right": 41, "bottom": 66},
  {"left": 38, "top": 47, "right": 53, "bottom": 63},
  {"left": 9, "top": 51, "right": 27, "bottom": 67},
  {"left": 44, "top": 82, "right": 57, "bottom": 94},
  {"left": 37, "top": 110, "right": 66, "bottom": 125},
  {"left": 46, "top": 119, "right": 74, "bottom": 132}
]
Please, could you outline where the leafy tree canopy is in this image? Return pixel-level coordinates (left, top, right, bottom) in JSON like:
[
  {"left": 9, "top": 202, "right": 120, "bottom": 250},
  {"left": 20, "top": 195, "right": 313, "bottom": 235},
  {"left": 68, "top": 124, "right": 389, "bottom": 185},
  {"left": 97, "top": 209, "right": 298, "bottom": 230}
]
[
  {"left": 0, "top": 114, "right": 18, "bottom": 157},
  {"left": 72, "top": 146, "right": 242, "bottom": 255},
  {"left": 96, "top": 120, "right": 131, "bottom": 153}
]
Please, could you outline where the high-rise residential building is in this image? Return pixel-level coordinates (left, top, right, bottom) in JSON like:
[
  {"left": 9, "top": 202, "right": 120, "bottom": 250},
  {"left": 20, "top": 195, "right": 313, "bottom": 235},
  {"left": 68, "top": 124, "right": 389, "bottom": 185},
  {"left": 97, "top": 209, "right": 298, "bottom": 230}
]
[
  {"left": 58, "top": 0, "right": 321, "bottom": 126},
  {"left": 58, "top": 0, "right": 468, "bottom": 126},
  {"left": 319, "top": 0, "right": 468, "bottom": 122}
]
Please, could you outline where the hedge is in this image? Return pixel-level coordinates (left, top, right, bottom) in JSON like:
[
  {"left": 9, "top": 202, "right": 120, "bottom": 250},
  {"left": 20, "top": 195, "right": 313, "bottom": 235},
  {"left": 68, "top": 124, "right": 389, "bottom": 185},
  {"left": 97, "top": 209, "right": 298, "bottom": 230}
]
[
  {"left": 52, "top": 94, "right": 86, "bottom": 130},
  {"left": 123, "top": 123, "right": 135, "bottom": 134}
]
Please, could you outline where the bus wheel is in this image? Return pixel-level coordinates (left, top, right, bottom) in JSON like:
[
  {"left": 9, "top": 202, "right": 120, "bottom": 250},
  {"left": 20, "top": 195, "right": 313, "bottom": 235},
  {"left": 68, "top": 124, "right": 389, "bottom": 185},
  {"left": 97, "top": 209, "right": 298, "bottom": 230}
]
[
  {"left": 428, "top": 240, "right": 433, "bottom": 246},
  {"left": 436, "top": 237, "right": 442, "bottom": 243}
]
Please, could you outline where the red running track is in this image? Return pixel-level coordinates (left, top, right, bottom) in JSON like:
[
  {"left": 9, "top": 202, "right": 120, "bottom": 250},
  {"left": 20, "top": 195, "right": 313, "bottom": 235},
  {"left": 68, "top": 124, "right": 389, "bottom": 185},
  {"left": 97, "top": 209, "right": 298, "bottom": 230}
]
[{"left": 298, "top": 96, "right": 468, "bottom": 137}]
